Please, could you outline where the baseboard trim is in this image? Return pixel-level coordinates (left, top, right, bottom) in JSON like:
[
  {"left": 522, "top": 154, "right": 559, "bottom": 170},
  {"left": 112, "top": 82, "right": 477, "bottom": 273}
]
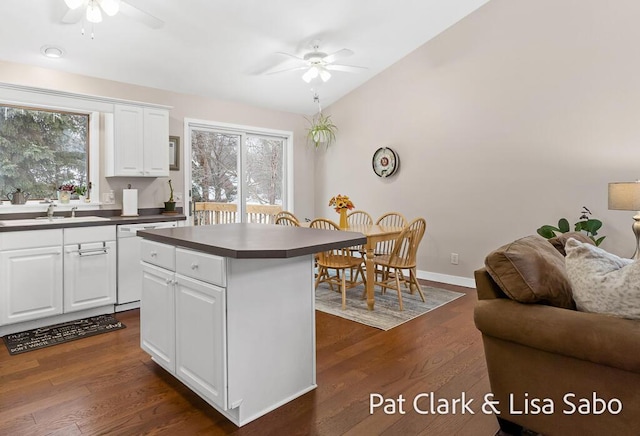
[{"left": 416, "top": 270, "right": 476, "bottom": 289}]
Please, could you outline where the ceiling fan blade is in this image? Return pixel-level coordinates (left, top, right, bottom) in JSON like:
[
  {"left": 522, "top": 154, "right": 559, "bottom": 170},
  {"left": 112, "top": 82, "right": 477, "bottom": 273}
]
[
  {"left": 325, "top": 64, "right": 368, "bottom": 73},
  {"left": 97, "top": 0, "right": 121, "bottom": 17},
  {"left": 266, "top": 66, "right": 309, "bottom": 75},
  {"left": 119, "top": 1, "right": 164, "bottom": 29},
  {"left": 275, "top": 52, "right": 307, "bottom": 62},
  {"left": 322, "top": 48, "right": 353, "bottom": 64},
  {"left": 61, "top": 5, "right": 86, "bottom": 23}
]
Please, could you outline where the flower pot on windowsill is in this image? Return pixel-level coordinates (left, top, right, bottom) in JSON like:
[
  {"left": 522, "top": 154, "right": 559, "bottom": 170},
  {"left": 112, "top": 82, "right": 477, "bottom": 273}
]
[{"left": 164, "top": 201, "right": 176, "bottom": 212}]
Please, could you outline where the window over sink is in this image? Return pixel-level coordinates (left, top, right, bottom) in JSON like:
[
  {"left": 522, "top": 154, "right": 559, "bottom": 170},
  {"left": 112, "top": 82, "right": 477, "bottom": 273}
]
[{"left": 0, "top": 105, "right": 89, "bottom": 200}]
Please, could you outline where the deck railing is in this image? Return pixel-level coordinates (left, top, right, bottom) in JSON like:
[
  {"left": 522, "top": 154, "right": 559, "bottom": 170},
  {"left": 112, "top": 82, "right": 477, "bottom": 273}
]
[{"left": 193, "top": 202, "right": 282, "bottom": 225}]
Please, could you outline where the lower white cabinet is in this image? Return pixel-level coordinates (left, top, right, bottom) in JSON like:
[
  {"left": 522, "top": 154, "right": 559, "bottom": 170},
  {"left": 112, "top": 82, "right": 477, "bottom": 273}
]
[
  {"left": 175, "top": 274, "right": 227, "bottom": 410},
  {"left": 140, "top": 239, "right": 317, "bottom": 427},
  {"left": 63, "top": 226, "right": 116, "bottom": 313},
  {"left": 63, "top": 241, "right": 116, "bottom": 312},
  {"left": 0, "top": 245, "right": 63, "bottom": 325},
  {"left": 141, "top": 247, "right": 227, "bottom": 410},
  {"left": 0, "top": 226, "right": 116, "bottom": 334},
  {"left": 141, "top": 263, "right": 176, "bottom": 372}
]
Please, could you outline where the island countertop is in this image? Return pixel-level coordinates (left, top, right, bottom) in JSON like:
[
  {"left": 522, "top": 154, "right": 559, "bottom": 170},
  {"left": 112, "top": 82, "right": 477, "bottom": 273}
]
[{"left": 137, "top": 223, "right": 367, "bottom": 259}]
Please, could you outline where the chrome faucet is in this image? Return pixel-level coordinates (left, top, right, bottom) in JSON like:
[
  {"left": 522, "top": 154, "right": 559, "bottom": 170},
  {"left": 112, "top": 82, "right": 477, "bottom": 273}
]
[
  {"left": 71, "top": 206, "right": 77, "bottom": 218},
  {"left": 46, "top": 203, "right": 56, "bottom": 219}
]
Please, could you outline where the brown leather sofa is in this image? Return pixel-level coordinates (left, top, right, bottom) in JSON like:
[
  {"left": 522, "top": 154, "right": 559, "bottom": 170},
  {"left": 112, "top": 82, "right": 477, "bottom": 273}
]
[{"left": 474, "top": 234, "right": 640, "bottom": 436}]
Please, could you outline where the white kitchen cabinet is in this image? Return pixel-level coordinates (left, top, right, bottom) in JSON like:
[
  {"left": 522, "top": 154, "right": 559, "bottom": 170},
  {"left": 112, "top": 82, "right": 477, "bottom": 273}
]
[
  {"left": 141, "top": 263, "right": 176, "bottom": 373},
  {"left": 175, "top": 274, "right": 227, "bottom": 410},
  {"left": 140, "top": 242, "right": 227, "bottom": 408},
  {"left": 0, "top": 246, "right": 63, "bottom": 325},
  {"left": 63, "top": 226, "right": 116, "bottom": 313},
  {"left": 0, "top": 229, "right": 64, "bottom": 326},
  {"left": 106, "top": 104, "right": 169, "bottom": 177},
  {"left": 139, "top": 236, "right": 316, "bottom": 427}
]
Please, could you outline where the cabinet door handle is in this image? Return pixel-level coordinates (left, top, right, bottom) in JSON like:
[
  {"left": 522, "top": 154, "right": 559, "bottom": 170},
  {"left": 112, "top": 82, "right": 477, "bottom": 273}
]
[
  {"left": 190, "top": 263, "right": 199, "bottom": 270},
  {"left": 165, "top": 278, "right": 172, "bottom": 285},
  {"left": 150, "top": 251, "right": 157, "bottom": 257}
]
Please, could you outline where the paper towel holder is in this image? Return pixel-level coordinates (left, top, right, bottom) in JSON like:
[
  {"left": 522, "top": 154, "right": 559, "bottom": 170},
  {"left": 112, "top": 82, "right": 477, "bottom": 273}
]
[{"left": 121, "top": 184, "right": 139, "bottom": 217}]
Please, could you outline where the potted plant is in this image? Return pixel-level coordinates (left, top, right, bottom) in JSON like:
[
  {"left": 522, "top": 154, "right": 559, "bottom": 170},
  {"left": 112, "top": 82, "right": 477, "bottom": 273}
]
[
  {"left": 75, "top": 184, "right": 87, "bottom": 202},
  {"left": 537, "top": 206, "right": 606, "bottom": 246},
  {"left": 164, "top": 179, "right": 176, "bottom": 212},
  {"left": 306, "top": 112, "right": 337, "bottom": 149}
]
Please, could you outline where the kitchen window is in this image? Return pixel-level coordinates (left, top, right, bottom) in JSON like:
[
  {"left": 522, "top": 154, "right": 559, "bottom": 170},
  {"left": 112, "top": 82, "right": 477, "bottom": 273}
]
[{"left": 0, "top": 104, "right": 89, "bottom": 200}]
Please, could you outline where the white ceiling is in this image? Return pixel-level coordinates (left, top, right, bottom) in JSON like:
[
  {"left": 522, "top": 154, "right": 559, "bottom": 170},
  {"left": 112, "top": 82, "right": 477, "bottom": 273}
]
[{"left": 0, "top": 0, "right": 490, "bottom": 114}]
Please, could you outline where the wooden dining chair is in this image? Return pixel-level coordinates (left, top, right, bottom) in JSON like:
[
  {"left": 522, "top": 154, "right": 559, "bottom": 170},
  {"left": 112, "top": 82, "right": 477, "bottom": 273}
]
[
  {"left": 347, "top": 210, "right": 373, "bottom": 226},
  {"left": 372, "top": 217, "right": 426, "bottom": 311},
  {"left": 374, "top": 211, "right": 408, "bottom": 256},
  {"left": 275, "top": 210, "right": 300, "bottom": 224},
  {"left": 310, "top": 218, "right": 366, "bottom": 309},
  {"left": 275, "top": 216, "right": 300, "bottom": 226}
]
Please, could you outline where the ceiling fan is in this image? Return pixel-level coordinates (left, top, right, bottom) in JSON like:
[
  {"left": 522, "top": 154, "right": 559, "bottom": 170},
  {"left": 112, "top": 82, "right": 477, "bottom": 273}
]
[
  {"left": 61, "top": 0, "right": 164, "bottom": 29},
  {"left": 269, "top": 42, "right": 367, "bottom": 83}
]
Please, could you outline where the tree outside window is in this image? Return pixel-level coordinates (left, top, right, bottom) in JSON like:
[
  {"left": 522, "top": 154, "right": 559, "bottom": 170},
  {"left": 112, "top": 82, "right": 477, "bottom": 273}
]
[{"left": 0, "top": 105, "right": 88, "bottom": 200}]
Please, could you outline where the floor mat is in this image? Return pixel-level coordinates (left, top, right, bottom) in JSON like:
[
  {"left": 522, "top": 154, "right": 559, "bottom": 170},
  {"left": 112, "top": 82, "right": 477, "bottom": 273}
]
[{"left": 3, "top": 314, "right": 126, "bottom": 355}]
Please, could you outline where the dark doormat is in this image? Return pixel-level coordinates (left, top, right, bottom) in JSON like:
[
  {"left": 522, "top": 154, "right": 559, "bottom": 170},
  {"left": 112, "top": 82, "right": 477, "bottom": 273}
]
[{"left": 3, "top": 314, "right": 126, "bottom": 355}]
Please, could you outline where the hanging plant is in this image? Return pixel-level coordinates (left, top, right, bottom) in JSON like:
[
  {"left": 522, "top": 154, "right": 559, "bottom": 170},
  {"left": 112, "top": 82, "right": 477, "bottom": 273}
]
[{"left": 306, "top": 112, "right": 337, "bottom": 149}]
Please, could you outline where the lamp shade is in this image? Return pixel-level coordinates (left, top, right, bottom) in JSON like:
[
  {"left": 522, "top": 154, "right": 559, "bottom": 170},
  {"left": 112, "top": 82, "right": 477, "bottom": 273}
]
[{"left": 608, "top": 182, "right": 640, "bottom": 211}]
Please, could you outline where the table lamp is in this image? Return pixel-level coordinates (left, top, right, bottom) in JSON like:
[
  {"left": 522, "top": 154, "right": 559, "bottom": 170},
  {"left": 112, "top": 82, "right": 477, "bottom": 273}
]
[{"left": 608, "top": 181, "right": 640, "bottom": 259}]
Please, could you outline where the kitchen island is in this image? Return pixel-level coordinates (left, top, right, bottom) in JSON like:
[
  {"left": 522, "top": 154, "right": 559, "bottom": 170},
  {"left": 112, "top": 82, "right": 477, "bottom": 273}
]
[{"left": 137, "top": 223, "right": 366, "bottom": 427}]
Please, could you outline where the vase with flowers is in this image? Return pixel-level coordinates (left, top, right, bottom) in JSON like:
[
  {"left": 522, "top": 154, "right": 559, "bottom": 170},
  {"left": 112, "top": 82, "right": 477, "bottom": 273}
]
[
  {"left": 58, "top": 183, "right": 75, "bottom": 204},
  {"left": 328, "top": 194, "right": 355, "bottom": 229}
]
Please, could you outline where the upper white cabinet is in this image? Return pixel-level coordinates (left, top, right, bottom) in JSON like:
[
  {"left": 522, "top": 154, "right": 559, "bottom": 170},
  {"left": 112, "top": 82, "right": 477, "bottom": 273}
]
[{"left": 105, "top": 104, "right": 169, "bottom": 177}]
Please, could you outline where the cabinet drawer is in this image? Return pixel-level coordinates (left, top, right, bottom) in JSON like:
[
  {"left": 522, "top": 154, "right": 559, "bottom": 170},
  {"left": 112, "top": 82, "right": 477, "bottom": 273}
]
[
  {"left": 141, "top": 240, "right": 175, "bottom": 270},
  {"left": 65, "top": 226, "right": 116, "bottom": 244},
  {"left": 176, "top": 248, "right": 226, "bottom": 287},
  {"left": 0, "top": 229, "right": 63, "bottom": 250}
]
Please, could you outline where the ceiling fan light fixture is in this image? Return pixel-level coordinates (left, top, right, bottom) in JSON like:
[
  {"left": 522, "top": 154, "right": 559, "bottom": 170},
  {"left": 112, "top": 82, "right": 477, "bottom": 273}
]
[
  {"left": 98, "top": 0, "right": 121, "bottom": 16},
  {"left": 86, "top": 0, "right": 103, "bottom": 23},
  {"left": 319, "top": 69, "right": 331, "bottom": 82},
  {"left": 64, "top": 0, "right": 85, "bottom": 9},
  {"left": 302, "top": 66, "right": 319, "bottom": 83}
]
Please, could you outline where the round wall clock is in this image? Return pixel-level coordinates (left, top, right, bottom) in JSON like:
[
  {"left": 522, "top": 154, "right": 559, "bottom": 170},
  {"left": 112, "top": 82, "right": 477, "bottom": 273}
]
[{"left": 372, "top": 147, "right": 399, "bottom": 178}]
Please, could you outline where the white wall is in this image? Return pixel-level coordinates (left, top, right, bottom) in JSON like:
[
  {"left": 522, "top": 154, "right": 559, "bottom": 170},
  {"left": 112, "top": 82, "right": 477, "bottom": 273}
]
[
  {"left": 317, "top": 0, "right": 640, "bottom": 282},
  {"left": 0, "top": 60, "right": 316, "bottom": 220}
]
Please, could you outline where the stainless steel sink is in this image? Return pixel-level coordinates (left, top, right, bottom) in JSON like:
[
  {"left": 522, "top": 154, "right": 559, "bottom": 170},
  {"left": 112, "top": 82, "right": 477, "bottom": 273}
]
[{"left": 0, "top": 216, "right": 111, "bottom": 226}]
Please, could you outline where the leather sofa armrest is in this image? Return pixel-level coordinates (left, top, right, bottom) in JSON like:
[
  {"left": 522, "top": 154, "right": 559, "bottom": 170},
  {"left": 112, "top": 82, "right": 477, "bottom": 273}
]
[
  {"left": 474, "top": 267, "right": 508, "bottom": 300},
  {"left": 474, "top": 298, "right": 640, "bottom": 373}
]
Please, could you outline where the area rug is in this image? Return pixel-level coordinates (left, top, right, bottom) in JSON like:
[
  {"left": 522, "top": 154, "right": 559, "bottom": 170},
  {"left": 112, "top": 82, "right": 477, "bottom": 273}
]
[
  {"left": 315, "top": 283, "right": 465, "bottom": 330},
  {"left": 3, "top": 314, "right": 126, "bottom": 355}
]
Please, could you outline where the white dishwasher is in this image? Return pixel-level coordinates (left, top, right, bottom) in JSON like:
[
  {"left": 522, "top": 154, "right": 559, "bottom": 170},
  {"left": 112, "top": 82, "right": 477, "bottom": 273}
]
[{"left": 116, "top": 221, "right": 178, "bottom": 311}]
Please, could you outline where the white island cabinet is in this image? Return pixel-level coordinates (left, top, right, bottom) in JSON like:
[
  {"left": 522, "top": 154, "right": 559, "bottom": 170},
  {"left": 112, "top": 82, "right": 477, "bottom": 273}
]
[{"left": 138, "top": 223, "right": 366, "bottom": 427}]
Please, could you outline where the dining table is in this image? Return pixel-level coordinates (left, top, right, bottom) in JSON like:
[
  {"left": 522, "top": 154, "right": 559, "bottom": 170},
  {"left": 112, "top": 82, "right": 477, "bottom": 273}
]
[{"left": 303, "top": 221, "right": 405, "bottom": 310}]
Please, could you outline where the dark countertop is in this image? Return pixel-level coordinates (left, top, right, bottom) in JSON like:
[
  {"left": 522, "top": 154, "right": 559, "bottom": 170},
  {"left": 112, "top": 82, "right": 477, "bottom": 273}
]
[
  {"left": 0, "top": 212, "right": 186, "bottom": 232},
  {"left": 138, "top": 223, "right": 367, "bottom": 259}
]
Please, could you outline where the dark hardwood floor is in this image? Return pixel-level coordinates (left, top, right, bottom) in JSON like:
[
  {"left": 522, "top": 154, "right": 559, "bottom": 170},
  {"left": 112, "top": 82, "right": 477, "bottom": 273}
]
[{"left": 0, "top": 281, "right": 498, "bottom": 435}]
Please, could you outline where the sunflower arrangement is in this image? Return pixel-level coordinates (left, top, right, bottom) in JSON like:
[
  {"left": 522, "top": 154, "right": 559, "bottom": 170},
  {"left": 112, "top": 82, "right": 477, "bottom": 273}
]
[{"left": 328, "top": 194, "right": 355, "bottom": 213}]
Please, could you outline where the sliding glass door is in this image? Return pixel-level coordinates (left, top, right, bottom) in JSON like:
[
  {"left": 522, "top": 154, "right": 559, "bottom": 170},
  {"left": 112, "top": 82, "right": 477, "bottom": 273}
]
[{"left": 188, "top": 121, "right": 291, "bottom": 225}]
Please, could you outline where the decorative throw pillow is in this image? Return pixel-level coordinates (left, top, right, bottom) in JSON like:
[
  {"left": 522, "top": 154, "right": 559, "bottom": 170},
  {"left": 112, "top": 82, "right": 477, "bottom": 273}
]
[
  {"left": 564, "top": 238, "right": 640, "bottom": 319},
  {"left": 484, "top": 235, "right": 575, "bottom": 309},
  {"left": 548, "top": 231, "right": 595, "bottom": 256}
]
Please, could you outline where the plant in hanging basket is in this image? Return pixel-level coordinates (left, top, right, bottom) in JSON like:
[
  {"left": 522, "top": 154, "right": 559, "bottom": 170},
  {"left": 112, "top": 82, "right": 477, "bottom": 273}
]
[{"left": 306, "top": 112, "right": 337, "bottom": 149}]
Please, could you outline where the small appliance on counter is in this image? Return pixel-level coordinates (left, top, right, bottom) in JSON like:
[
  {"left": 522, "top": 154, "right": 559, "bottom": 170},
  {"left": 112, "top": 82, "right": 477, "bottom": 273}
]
[{"left": 122, "top": 184, "right": 138, "bottom": 216}]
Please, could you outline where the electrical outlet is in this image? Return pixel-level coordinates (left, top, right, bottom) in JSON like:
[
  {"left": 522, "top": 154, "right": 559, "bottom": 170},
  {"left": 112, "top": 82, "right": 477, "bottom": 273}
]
[
  {"left": 450, "top": 253, "right": 459, "bottom": 265},
  {"left": 174, "top": 192, "right": 182, "bottom": 203}
]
